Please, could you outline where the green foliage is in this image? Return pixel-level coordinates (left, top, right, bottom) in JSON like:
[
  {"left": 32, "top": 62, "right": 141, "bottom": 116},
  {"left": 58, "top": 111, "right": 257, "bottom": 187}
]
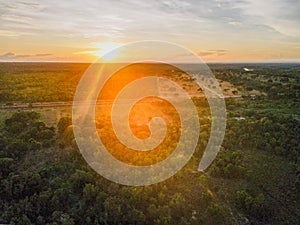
[
  {"left": 0, "top": 64, "right": 299, "bottom": 224},
  {"left": 57, "top": 116, "right": 72, "bottom": 137},
  {"left": 0, "top": 63, "right": 88, "bottom": 103},
  {"left": 235, "top": 190, "right": 272, "bottom": 221},
  {"left": 0, "top": 157, "right": 14, "bottom": 178},
  {"left": 204, "top": 203, "right": 228, "bottom": 225},
  {"left": 209, "top": 150, "right": 246, "bottom": 178},
  {"left": 2, "top": 111, "right": 55, "bottom": 159},
  {"left": 69, "top": 169, "right": 94, "bottom": 193},
  {"left": 62, "top": 125, "right": 75, "bottom": 146},
  {"left": 213, "top": 63, "right": 300, "bottom": 99},
  {"left": 224, "top": 114, "right": 300, "bottom": 161}
]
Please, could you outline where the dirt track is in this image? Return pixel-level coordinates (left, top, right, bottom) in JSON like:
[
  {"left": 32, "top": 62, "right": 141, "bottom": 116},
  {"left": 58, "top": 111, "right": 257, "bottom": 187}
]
[{"left": 0, "top": 94, "right": 244, "bottom": 110}]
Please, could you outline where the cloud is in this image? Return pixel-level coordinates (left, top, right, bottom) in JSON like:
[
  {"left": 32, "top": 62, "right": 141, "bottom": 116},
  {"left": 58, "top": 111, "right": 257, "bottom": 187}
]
[
  {"left": 0, "top": 0, "right": 299, "bottom": 41},
  {"left": 0, "top": 52, "right": 30, "bottom": 60},
  {"left": 0, "top": 52, "right": 52, "bottom": 61},
  {"left": 1, "top": 52, "right": 15, "bottom": 57},
  {"left": 198, "top": 50, "right": 228, "bottom": 57},
  {"left": 35, "top": 53, "right": 52, "bottom": 56},
  {"left": 0, "top": 0, "right": 299, "bottom": 61},
  {"left": 240, "top": 0, "right": 300, "bottom": 37}
]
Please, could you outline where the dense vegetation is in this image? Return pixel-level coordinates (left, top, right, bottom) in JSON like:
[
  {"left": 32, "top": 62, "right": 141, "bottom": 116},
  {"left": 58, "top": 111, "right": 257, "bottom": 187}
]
[
  {"left": 1, "top": 63, "right": 299, "bottom": 104},
  {"left": 0, "top": 63, "right": 299, "bottom": 224},
  {"left": 212, "top": 63, "right": 300, "bottom": 100},
  {"left": 0, "top": 63, "right": 88, "bottom": 103}
]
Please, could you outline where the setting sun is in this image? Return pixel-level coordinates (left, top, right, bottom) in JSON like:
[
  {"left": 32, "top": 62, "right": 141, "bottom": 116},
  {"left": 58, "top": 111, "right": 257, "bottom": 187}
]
[{"left": 93, "top": 42, "right": 121, "bottom": 61}]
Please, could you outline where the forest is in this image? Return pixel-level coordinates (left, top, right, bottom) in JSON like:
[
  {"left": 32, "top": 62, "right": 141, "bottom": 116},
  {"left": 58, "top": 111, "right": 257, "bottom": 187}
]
[{"left": 0, "top": 63, "right": 299, "bottom": 224}]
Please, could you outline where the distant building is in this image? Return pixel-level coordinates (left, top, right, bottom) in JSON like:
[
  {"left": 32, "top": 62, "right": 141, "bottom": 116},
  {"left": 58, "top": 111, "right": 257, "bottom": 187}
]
[
  {"left": 234, "top": 117, "right": 246, "bottom": 121},
  {"left": 243, "top": 68, "right": 254, "bottom": 72}
]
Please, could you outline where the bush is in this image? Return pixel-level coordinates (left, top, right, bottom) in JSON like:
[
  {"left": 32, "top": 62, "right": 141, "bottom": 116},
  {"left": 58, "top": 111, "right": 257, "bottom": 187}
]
[
  {"left": 57, "top": 117, "right": 72, "bottom": 136},
  {"left": 210, "top": 150, "right": 246, "bottom": 178},
  {"left": 235, "top": 190, "right": 272, "bottom": 221},
  {"left": 0, "top": 157, "right": 14, "bottom": 178}
]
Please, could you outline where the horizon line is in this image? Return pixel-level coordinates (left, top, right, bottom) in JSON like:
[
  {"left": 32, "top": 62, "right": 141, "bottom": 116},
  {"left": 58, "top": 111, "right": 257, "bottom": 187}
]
[
  {"left": 0, "top": 60, "right": 300, "bottom": 64},
  {"left": 0, "top": 59, "right": 300, "bottom": 64}
]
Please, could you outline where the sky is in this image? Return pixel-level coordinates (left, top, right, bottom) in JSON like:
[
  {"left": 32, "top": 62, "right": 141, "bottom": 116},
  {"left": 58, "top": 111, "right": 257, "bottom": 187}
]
[{"left": 0, "top": 0, "right": 299, "bottom": 62}]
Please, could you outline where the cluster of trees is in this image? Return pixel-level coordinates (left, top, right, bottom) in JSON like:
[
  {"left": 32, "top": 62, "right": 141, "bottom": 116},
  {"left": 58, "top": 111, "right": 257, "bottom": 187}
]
[
  {"left": 0, "top": 63, "right": 88, "bottom": 103},
  {"left": 0, "top": 63, "right": 299, "bottom": 224},
  {"left": 212, "top": 63, "right": 300, "bottom": 99},
  {"left": 223, "top": 112, "right": 299, "bottom": 162},
  {"left": 235, "top": 190, "right": 274, "bottom": 222},
  {"left": 0, "top": 98, "right": 298, "bottom": 224},
  {"left": 0, "top": 112, "right": 231, "bottom": 225},
  {"left": 209, "top": 149, "right": 246, "bottom": 179},
  {"left": 0, "top": 111, "right": 55, "bottom": 161}
]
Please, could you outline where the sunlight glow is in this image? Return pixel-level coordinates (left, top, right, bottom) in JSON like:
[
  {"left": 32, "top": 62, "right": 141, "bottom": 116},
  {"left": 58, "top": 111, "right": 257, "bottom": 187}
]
[{"left": 93, "top": 42, "right": 121, "bottom": 61}]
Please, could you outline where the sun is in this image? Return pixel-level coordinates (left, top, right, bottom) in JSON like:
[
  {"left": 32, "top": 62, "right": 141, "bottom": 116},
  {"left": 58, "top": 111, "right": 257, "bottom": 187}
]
[{"left": 93, "top": 42, "right": 121, "bottom": 61}]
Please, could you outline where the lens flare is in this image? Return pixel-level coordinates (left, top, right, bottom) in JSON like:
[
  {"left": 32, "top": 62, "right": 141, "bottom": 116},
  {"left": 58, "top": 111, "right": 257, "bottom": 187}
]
[{"left": 72, "top": 41, "right": 226, "bottom": 186}]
